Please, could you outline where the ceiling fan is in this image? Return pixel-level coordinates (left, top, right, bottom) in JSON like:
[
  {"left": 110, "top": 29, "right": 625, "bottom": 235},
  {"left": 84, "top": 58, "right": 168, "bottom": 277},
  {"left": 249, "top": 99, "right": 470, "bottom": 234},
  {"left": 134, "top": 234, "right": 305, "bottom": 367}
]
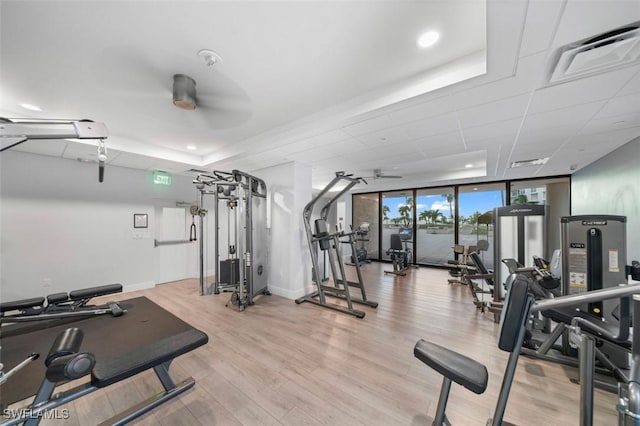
[
  {"left": 370, "top": 168, "right": 403, "bottom": 180},
  {"left": 95, "top": 46, "right": 253, "bottom": 129}
]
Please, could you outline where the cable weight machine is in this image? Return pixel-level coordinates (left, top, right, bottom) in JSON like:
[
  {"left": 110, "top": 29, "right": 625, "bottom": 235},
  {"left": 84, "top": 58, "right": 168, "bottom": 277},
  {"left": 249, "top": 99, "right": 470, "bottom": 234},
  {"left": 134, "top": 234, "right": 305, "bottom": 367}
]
[{"left": 193, "top": 170, "right": 269, "bottom": 310}]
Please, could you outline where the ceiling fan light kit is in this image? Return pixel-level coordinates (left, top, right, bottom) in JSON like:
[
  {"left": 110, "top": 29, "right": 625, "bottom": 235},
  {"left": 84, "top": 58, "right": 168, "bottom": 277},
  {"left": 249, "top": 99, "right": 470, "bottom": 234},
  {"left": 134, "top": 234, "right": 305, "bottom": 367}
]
[{"left": 172, "top": 74, "right": 197, "bottom": 110}]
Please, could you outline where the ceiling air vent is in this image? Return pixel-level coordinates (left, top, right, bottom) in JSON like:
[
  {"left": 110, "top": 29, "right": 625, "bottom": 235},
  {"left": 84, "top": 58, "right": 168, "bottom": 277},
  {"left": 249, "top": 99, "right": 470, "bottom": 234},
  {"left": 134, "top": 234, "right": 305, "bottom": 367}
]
[
  {"left": 511, "top": 157, "right": 548, "bottom": 168},
  {"left": 548, "top": 22, "right": 640, "bottom": 84}
]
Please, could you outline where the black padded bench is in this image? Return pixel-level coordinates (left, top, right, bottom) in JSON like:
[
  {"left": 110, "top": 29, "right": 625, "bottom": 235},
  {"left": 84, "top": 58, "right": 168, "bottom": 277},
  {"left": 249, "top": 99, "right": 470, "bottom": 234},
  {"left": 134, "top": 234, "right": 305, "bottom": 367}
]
[
  {"left": 1, "top": 284, "right": 124, "bottom": 323},
  {"left": 0, "top": 297, "right": 45, "bottom": 314},
  {"left": 0, "top": 296, "right": 209, "bottom": 425}
]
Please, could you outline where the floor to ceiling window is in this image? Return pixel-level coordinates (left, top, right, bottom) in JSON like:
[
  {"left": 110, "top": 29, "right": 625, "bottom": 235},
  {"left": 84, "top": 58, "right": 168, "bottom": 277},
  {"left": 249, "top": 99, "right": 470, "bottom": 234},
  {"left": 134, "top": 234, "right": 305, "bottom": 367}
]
[
  {"left": 381, "top": 190, "right": 414, "bottom": 260},
  {"left": 457, "top": 183, "right": 506, "bottom": 270},
  {"left": 415, "top": 187, "right": 455, "bottom": 265},
  {"left": 352, "top": 176, "right": 567, "bottom": 269}
]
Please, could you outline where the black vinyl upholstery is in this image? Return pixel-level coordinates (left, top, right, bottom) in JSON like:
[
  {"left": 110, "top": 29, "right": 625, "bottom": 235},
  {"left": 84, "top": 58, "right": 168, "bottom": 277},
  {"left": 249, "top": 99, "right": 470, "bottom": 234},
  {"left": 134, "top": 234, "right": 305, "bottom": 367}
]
[
  {"left": 68, "top": 283, "right": 122, "bottom": 301},
  {"left": 469, "top": 252, "right": 494, "bottom": 287},
  {"left": 0, "top": 297, "right": 45, "bottom": 313},
  {"left": 389, "top": 234, "right": 403, "bottom": 251},
  {"left": 414, "top": 339, "right": 488, "bottom": 394},
  {"left": 92, "top": 328, "right": 208, "bottom": 387},
  {"left": 499, "top": 276, "right": 532, "bottom": 352},
  {"left": 0, "top": 296, "right": 208, "bottom": 407}
]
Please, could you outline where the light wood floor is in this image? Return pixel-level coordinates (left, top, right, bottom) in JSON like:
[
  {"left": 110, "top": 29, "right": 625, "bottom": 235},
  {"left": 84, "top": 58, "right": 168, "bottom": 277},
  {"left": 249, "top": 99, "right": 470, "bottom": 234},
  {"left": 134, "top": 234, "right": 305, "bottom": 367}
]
[{"left": 17, "top": 264, "right": 617, "bottom": 425}]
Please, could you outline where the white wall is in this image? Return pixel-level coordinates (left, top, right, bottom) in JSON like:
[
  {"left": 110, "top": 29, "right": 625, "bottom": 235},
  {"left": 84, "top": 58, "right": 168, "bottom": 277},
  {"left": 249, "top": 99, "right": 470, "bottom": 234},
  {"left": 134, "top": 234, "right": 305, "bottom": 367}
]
[
  {"left": 0, "top": 151, "right": 197, "bottom": 301},
  {"left": 572, "top": 136, "right": 640, "bottom": 261},
  {"left": 254, "top": 161, "right": 312, "bottom": 299}
]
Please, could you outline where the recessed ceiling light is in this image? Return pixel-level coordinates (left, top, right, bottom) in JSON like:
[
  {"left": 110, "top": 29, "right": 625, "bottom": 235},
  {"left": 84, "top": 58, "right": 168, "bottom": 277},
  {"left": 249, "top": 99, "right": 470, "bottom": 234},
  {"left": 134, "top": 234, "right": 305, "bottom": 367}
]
[
  {"left": 417, "top": 31, "right": 440, "bottom": 48},
  {"left": 465, "top": 163, "right": 473, "bottom": 168},
  {"left": 186, "top": 145, "right": 197, "bottom": 151},
  {"left": 20, "top": 103, "right": 42, "bottom": 112},
  {"left": 473, "top": 187, "right": 478, "bottom": 191}
]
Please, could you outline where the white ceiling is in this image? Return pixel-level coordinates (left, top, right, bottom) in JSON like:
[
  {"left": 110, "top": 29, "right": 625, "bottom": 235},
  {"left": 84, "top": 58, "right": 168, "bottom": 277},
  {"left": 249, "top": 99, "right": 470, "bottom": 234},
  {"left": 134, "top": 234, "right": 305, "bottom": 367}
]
[{"left": 1, "top": 0, "right": 640, "bottom": 193}]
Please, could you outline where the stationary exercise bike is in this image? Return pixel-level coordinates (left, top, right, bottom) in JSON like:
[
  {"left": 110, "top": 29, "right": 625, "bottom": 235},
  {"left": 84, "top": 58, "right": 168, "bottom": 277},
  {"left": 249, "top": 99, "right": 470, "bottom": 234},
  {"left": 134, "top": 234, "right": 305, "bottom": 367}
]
[
  {"left": 350, "top": 222, "right": 371, "bottom": 266},
  {"left": 384, "top": 228, "right": 417, "bottom": 276}
]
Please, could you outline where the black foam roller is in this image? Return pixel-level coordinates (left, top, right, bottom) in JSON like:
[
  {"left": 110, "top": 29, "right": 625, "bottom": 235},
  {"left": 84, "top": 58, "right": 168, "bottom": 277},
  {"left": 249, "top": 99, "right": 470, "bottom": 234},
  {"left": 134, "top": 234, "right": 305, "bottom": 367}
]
[{"left": 45, "top": 327, "right": 84, "bottom": 366}]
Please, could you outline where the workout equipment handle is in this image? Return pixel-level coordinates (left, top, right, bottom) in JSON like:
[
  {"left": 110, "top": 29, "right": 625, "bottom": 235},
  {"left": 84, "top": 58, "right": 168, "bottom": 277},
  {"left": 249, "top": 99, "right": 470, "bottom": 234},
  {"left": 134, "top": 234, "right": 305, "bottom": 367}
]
[
  {"left": 532, "top": 284, "right": 640, "bottom": 313},
  {"left": 0, "top": 352, "right": 39, "bottom": 385}
]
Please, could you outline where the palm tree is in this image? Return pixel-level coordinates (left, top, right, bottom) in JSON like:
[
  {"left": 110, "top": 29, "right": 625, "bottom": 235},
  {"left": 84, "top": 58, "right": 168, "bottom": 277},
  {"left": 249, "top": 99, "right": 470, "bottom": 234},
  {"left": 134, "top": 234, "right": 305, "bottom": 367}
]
[
  {"left": 382, "top": 205, "right": 390, "bottom": 223},
  {"left": 467, "top": 211, "right": 482, "bottom": 225},
  {"left": 441, "top": 193, "right": 454, "bottom": 220},
  {"left": 398, "top": 197, "right": 413, "bottom": 227},
  {"left": 419, "top": 209, "right": 445, "bottom": 226}
]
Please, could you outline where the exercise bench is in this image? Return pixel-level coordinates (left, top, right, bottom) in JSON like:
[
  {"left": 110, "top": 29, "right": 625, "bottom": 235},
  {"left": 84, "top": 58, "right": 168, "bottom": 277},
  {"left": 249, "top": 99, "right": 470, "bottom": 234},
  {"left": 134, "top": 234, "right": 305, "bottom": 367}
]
[
  {"left": 0, "top": 284, "right": 125, "bottom": 323},
  {"left": 414, "top": 276, "right": 533, "bottom": 425}
]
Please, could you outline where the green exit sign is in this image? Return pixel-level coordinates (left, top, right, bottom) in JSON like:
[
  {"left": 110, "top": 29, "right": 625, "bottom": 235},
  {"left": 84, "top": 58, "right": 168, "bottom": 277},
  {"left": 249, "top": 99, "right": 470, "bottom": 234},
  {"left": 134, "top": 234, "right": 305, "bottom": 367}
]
[{"left": 153, "top": 171, "right": 172, "bottom": 185}]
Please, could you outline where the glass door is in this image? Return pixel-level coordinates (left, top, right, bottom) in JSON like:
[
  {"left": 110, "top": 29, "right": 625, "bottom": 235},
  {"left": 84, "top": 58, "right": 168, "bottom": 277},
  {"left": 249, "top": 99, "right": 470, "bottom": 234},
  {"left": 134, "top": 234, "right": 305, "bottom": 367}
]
[{"left": 415, "top": 187, "right": 455, "bottom": 265}]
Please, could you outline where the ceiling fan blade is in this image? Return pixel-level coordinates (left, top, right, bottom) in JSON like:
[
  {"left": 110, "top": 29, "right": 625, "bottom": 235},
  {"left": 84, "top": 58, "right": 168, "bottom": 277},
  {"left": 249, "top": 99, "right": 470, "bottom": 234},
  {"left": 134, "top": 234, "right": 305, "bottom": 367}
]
[{"left": 379, "top": 175, "right": 403, "bottom": 179}]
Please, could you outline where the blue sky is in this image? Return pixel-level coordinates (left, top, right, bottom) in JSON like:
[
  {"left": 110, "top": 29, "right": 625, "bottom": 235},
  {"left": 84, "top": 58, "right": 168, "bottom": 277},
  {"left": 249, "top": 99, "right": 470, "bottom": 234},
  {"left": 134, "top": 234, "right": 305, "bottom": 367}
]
[{"left": 383, "top": 190, "right": 505, "bottom": 219}]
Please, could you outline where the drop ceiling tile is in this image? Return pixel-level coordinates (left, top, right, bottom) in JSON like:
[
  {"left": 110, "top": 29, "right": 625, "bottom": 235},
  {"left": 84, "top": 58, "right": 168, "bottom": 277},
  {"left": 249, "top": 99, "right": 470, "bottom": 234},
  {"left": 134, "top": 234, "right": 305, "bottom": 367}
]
[
  {"left": 551, "top": 2, "right": 640, "bottom": 49},
  {"left": 457, "top": 93, "right": 530, "bottom": 129},
  {"left": 618, "top": 69, "right": 640, "bottom": 96},
  {"left": 278, "top": 137, "right": 324, "bottom": 155},
  {"left": 462, "top": 117, "right": 521, "bottom": 144},
  {"left": 355, "top": 126, "right": 411, "bottom": 146},
  {"left": 567, "top": 126, "right": 640, "bottom": 151},
  {"left": 511, "top": 140, "right": 561, "bottom": 159},
  {"left": 342, "top": 115, "right": 393, "bottom": 137},
  {"left": 483, "top": 0, "right": 529, "bottom": 78},
  {"left": 529, "top": 67, "right": 638, "bottom": 114},
  {"left": 309, "top": 129, "right": 352, "bottom": 145},
  {"left": 465, "top": 134, "right": 514, "bottom": 152},
  {"left": 402, "top": 113, "right": 459, "bottom": 139},
  {"left": 411, "top": 131, "right": 465, "bottom": 154},
  {"left": 450, "top": 54, "right": 544, "bottom": 111},
  {"left": 385, "top": 95, "right": 458, "bottom": 127},
  {"left": 580, "top": 112, "right": 640, "bottom": 136},
  {"left": 516, "top": 123, "right": 580, "bottom": 146},
  {"left": 596, "top": 92, "right": 640, "bottom": 118},
  {"left": 520, "top": 101, "right": 606, "bottom": 134},
  {"left": 519, "top": 1, "right": 565, "bottom": 57}
]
